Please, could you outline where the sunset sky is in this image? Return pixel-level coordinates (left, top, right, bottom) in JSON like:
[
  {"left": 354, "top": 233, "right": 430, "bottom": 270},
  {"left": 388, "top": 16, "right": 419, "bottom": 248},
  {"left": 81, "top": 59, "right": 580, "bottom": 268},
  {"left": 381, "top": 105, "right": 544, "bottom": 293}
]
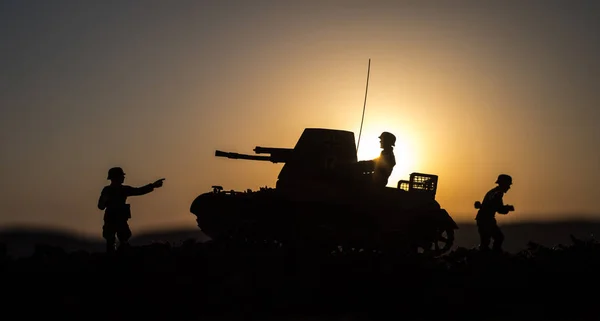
[{"left": 1, "top": 1, "right": 599, "bottom": 237}]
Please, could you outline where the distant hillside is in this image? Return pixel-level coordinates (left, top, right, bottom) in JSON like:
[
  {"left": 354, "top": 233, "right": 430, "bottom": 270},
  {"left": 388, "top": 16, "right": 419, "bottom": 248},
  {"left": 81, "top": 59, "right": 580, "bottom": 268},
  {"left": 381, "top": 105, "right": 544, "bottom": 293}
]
[
  {"left": 0, "top": 227, "right": 104, "bottom": 257},
  {"left": 453, "top": 220, "right": 600, "bottom": 252},
  {"left": 2, "top": 220, "right": 600, "bottom": 257},
  {"left": 0, "top": 226, "right": 209, "bottom": 258},
  {"left": 130, "top": 228, "right": 210, "bottom": 246}
]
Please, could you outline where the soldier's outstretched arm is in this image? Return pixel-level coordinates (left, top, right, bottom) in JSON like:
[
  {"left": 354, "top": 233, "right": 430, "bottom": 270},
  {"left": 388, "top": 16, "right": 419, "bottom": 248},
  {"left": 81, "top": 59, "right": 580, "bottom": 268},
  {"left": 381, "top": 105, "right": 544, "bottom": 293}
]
[
  {"left": 125, "top": 184, "right": 155, "bottom": 196},
  {"left": 125, "top": 178, "right": 165, "bottom": 196}
]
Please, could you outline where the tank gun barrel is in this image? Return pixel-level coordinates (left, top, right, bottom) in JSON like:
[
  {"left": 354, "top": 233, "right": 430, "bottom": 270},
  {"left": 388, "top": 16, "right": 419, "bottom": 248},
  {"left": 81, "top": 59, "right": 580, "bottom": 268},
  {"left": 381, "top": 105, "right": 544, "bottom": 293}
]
[
  {"left": 215, "top": 150, "right": 273, "bottom": 162},
  {"left": 215, "top": 148, "right": 289, "bottom": 163},
  {"left": 253, "top": 146, "right": 293, "bottom": 155}
]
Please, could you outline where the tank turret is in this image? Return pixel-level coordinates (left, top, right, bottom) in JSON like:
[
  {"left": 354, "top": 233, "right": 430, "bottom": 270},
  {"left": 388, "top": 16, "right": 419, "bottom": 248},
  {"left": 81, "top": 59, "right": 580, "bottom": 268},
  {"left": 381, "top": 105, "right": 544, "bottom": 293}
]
[{"left": 190, "top": 127, "right": 458, "bottom": 257}]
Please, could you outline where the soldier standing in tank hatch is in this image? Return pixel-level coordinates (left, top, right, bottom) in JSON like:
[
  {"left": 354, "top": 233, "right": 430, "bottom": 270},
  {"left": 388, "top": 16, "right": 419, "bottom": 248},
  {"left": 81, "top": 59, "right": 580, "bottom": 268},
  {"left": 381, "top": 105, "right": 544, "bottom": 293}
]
[
  {"left": 358, "top": 132, "right": 397, "bottom": 187},
  {"left": 98, "top": 167, "right": 165, "bottom": 253},
  {"left": 373, "top": 132, "right": 397, "bottom": 187},
  {"left": 474, "top": 174, "right": 515, "bottom": 253}
]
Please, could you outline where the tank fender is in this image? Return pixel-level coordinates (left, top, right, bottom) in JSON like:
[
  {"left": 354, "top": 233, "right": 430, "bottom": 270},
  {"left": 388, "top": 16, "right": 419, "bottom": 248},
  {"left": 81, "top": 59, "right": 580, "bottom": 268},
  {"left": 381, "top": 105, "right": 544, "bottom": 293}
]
[{"left": 190, "top": 191, "right": 217, "bottom": 214}]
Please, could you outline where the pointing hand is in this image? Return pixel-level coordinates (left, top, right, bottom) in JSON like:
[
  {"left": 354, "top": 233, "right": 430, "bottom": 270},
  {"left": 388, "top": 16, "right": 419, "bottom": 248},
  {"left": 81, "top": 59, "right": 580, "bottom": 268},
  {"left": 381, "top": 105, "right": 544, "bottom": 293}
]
[{"left": 153, "top": 178, "right": 166, "bottom": 188}]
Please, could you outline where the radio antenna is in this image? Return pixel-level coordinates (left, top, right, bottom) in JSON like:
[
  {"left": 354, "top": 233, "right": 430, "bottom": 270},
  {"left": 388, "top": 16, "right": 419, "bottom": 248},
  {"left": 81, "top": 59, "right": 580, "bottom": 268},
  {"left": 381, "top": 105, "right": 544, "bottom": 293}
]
[{"left": 356, "top": 58, "right": 371, "bottom": 153}]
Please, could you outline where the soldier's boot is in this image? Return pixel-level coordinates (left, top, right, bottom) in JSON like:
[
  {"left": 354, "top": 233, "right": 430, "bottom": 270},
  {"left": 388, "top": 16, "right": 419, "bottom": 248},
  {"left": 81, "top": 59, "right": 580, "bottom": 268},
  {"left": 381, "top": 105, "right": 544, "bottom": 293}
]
[
  {"left": 106, "top": 240, "right": 116, "bottom": 254},
  {"left": 492, "top": 243, "right": 504, "bottom": 254},
  {"left": 478, "top": 238, "right": 491, "bottom": 252},
  {"left": 117, "top": 241, "right": 131, "bottom": 253}
]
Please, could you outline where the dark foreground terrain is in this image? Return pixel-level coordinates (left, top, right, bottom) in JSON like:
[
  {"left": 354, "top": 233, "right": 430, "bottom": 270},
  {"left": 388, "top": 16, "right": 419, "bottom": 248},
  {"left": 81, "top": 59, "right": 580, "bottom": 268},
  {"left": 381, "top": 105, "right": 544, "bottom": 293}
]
[{"left": 1, "top": 234, "right": 599, "bottom": 321}]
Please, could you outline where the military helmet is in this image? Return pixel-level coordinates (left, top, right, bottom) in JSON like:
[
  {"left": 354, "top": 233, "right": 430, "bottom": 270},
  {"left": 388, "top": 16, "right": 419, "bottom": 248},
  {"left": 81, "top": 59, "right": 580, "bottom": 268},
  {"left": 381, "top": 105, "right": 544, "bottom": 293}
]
[
  {"left": 107, "top": 167, "right": 126, "bottom": 180},
  {"left": 379, "top": 131, "right": 396, "bottom": 146},
  {"left": 495, "top": 174, "right": 512, "bottom": 185}
]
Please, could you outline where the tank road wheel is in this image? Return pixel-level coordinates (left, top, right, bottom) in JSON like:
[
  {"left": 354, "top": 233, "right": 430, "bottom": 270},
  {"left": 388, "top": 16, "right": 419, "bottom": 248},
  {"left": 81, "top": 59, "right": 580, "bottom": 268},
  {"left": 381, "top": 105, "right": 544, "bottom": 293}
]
[{"left": 420, "top": 228, "right": 455, "bottom": 257}]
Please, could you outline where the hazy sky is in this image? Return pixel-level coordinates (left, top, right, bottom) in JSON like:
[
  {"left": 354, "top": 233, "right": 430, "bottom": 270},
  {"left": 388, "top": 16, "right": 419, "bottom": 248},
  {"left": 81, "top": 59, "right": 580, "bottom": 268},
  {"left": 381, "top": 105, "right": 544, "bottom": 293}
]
[{"left": 1, "top": 1, "right": 599, "bottom": 237}]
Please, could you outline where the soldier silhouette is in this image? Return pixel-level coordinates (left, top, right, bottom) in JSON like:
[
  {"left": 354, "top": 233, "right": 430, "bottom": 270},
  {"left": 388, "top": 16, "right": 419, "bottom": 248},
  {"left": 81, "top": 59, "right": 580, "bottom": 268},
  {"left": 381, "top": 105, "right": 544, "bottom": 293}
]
[
  {"left": 98, "top": 167, "right": 165, "bottom": 253},
  {"left": 474, "top": 174, "right": 515, "bottom": 253},
  {"left": 357, "top": 132, "right": 397, "bottom": 187}
]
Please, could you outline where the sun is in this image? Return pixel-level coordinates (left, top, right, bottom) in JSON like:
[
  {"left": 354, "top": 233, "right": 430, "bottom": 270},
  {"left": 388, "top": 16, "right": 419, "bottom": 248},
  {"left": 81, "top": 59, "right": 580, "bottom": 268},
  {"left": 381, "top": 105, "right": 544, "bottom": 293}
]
[{"left": 356, "top": 134, "right": 417, "bottom": 187}]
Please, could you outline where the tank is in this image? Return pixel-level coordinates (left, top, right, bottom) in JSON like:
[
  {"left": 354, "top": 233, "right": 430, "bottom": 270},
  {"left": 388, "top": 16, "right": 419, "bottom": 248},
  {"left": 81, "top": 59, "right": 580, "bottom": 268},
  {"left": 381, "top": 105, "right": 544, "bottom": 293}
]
[{"left": 190, "top": 128, "right": 459, "bottom": 256}]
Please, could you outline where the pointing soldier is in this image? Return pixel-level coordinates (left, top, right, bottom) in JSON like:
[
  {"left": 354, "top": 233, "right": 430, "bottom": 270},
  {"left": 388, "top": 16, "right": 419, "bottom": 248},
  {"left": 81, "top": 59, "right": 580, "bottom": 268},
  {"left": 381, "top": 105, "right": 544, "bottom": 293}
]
[{"left": 98, "top": 167, "right": 165, "bottom": 253}]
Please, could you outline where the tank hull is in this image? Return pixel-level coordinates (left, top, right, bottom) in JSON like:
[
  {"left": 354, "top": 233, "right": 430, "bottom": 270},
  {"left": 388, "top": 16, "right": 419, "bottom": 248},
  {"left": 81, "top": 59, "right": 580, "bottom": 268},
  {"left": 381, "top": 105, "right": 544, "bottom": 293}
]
[{"left": 190, "top": 186, "right": 458, "bottom": 256}]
